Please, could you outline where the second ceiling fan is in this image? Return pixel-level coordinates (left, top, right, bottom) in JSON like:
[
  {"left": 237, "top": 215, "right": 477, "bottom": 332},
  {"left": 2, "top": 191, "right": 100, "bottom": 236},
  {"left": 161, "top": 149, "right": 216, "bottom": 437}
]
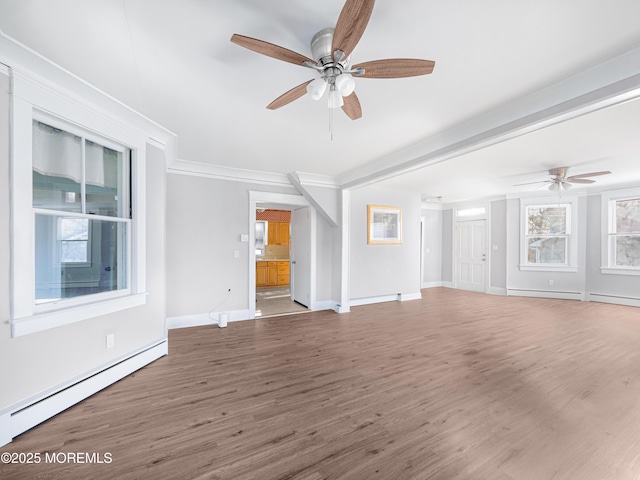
[{"left": 230, "top": 0, "right": 435, "bottom": 120}]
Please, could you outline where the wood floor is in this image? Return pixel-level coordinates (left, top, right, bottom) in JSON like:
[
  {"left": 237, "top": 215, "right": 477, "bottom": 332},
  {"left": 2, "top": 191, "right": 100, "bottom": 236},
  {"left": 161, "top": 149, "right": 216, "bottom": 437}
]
[{"left": 3, "top": 288, "right": 640, "bottom": 480}]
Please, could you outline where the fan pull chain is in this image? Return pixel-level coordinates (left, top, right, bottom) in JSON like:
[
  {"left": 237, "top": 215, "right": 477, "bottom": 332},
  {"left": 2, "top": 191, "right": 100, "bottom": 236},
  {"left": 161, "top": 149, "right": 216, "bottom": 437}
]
[{"left": 329, "top": 102, "right": 334, "bottom": 141}]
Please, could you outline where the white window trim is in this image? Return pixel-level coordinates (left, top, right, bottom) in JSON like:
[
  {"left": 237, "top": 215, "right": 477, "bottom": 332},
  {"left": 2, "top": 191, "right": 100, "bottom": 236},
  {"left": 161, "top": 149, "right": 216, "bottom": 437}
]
[
  {"left": 10, "top": 70, "right": 148, "bottom": 337},
  {"left": 600, "top": 187, "right": 640, "bottom": 276},
  {"left": 519, "top": 195, "right": 579, "bottom": 272}
]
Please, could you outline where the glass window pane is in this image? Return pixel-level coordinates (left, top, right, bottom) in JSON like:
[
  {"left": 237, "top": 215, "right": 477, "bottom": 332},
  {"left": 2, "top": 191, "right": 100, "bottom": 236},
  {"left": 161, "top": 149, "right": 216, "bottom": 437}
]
[
  {"left": 85, "top": 141, "right": 123, "bottom": 217},
  {"left": 615, "top": 235, "right": 640, "bottom": 267},
  {"left": 61, "top": 240, "right": 88, "bottom": 263},
  {"left": 615, "top": 198, "right": 640, "bottom": 233},
  {"left": 527, "top": 236, "right": 567, "bottom": 264},
  {"left": 59, "top": 218, "right": 89, "bottom": 263},
  {"left": 527, "top": 207, "right": 567, "bottom": 235},
  {"left": 32, "top": 121, "right": 82, "bottom": 212},
  {"left": 35, "top": 214, "right": 128, "bottom": 303}
]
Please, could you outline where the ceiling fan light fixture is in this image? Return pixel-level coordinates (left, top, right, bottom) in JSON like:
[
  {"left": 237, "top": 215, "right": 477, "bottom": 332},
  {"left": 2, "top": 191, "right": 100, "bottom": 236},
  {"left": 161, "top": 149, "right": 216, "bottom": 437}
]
[
  {"left": 549, "top": 183, "right": 560, "bottom": 192},
  {"left": 307, "top": 78, "right": 327, "bottom": 101},
  {"left": 328, "top": 86, "right": 344, "bottom": 108},
  {"left": 335, "top": 74, "right": 355, "bottom": 96},
  {"left": 562, "top": 182, "right": 572, "bottom": 190}
]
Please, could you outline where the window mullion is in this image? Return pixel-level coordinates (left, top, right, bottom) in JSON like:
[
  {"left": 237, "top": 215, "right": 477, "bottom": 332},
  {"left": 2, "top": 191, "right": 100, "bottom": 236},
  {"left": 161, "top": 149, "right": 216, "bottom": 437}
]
[{"left": 81, "top": 136, "right": 87, "bottom": 214}]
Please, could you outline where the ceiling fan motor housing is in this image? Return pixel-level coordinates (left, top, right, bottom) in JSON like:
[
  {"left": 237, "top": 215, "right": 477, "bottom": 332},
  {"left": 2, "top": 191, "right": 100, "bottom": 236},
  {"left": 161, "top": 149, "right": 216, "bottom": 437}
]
[{"left": 311, "top": 28, "right": 337, "bottom": 66}]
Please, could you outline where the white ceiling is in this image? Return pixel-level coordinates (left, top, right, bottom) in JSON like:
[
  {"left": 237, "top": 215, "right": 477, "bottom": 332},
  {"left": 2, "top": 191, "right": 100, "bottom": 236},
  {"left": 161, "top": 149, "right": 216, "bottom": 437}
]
[{"left": 1, "top": 0, "right": 639, "bottom": 202}]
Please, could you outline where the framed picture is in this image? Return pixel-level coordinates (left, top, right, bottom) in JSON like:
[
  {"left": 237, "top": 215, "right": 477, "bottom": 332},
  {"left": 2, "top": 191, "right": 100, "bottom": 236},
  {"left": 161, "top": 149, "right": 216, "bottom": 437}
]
[{"left": 367, "top": 205, "right": 402, "bottom": 244}]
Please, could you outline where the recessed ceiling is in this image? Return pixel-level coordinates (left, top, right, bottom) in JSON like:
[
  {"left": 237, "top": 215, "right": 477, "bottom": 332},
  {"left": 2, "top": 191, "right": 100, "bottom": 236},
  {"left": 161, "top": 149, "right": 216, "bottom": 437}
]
[{"left": 1, "top": 0, "right": 639, "bottom": 201}]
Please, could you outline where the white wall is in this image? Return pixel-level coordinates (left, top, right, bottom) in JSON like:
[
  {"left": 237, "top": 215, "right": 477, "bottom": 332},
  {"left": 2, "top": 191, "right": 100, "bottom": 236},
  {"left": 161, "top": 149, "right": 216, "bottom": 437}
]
[
  {"left": 585, "top": 193, "right": 640, "bottom": 300},
  {"left": 349, "top": 185, "right": 422, "bottom": 300},
  {"left": 441, "top": 209, "right": 454, "bottom": 283},
  {"left": 421, "top": 208, "right": 443, "bottom": 285},
  {"left": 165, "top": 173, "right": 339, "bottom": 318},
  {"left": 0, "top": 70, "right": 168, "bottom": 414},
  {"left": 490, "top": 199, "right": 507, "bottom": 291},
  {"left": 506, "top": 197, "right": 588, "bottom": 295},
  {"left": 315, "top": 214, "right": 335, "bottom": 304}
]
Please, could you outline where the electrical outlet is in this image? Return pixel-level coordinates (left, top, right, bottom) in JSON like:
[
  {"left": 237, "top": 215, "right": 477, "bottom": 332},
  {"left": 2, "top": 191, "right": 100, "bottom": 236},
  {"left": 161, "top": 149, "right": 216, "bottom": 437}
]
[
  {"left": 106, "top": 334, "right": 115, "bottom": 349},
  {"left": 234, "top": 250, "right": 239, "bottom": 258},
  {"left": 549, "top": 279, "right": 554, "bottom": 286}
]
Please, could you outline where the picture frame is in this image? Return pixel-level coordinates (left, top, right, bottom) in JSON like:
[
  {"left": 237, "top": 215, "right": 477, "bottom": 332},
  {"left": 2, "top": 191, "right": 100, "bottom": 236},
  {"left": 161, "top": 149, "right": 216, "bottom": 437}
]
[{"left": 367, "top": 205, "right": 402, "bottom": 245}]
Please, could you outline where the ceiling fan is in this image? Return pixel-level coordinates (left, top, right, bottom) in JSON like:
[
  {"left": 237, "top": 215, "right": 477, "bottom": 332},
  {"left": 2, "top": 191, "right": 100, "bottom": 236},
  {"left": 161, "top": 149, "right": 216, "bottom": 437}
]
[
  {"left": 230, "top": 0, "right": 435, "bottom": 120},
  {"left": 515, "top": 167, "right": 612, "bottom": 192}
]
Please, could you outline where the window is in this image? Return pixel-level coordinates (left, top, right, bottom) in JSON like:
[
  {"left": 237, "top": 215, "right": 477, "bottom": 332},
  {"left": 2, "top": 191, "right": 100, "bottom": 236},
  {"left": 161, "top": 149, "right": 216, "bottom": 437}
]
[
  {"left": 602, "top": 189, "right": 640, "bottom": 275},
  {"left": 32, "top": 119, "right": 131, "bottom": 305},
  {"left": 10, "top": 73, "right": 149, "bottom": 337},
  {"left": 526, "top": 205, "right": 569, "bottom": 265},
  {"left": 456, "top": 206, "right": 486, "bottom": 218},
  {"left": 520, "top": 197, "right": 578, "bottom": 271}
]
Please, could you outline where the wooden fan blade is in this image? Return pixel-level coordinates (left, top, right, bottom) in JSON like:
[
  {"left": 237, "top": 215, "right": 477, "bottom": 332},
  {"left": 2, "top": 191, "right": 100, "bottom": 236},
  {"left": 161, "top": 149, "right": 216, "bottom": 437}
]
[
  {"left": 266, "top": 80, "right": 312, "bottom": 110},
  {"left": 231, "top": 34, "right": 314, "bottom": 66},
  {"left": 353, "top": 59, "right": 435, "bottom": 78},
  {"left": 342, "top": 92, "right": 362, "bottom": 120},
  {"left": 567, "top": 171, "right": 611, "bottom": 179},
  {"left": 567, "top": 178, "right": 596, "bottom": 184},
  {"left": 332, "top": 0, "right": 376, "bottom": 58}
]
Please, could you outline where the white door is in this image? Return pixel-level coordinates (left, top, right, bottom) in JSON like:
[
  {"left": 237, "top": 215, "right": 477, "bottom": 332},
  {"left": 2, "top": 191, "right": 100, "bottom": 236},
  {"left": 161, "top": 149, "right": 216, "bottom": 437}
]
[
  {"left": 291, "top": 207, "right": 311, "bottom": 307},
  {"left": 455, "top": 220, "right": 486, "bottom": 292}
]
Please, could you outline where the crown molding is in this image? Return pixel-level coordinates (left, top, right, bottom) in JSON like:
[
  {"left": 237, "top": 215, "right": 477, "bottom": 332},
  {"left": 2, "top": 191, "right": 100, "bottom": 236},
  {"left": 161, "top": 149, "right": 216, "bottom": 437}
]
[
  {"left": 167, "top": 159, "right": 293, "bottom": 187},
  {"left": 292, "top": 171, "right": 340, "bottom": 189}
]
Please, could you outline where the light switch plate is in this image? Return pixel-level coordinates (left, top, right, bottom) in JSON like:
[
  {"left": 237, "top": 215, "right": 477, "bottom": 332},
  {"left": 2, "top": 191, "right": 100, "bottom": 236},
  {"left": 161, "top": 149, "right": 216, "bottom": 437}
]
[{"left": 240, "top": 234, "right": 248, "bottom": 242}]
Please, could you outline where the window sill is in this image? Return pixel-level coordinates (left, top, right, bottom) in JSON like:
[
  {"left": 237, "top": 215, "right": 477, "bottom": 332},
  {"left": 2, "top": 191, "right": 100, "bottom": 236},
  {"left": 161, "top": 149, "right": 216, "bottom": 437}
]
[
  {"left": 600, "top": 267, "right": 640, "bottom": 276},
  {"left": 12, "top": 292, "right": 147, "bottom": 337},
  {"left": 519, "top": 265, "right": 578, "bottom": 273}
]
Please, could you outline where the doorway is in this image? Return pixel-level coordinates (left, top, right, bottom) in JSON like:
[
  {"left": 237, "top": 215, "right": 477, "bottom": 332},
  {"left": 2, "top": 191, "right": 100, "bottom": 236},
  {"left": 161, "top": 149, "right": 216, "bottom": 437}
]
[
  {"left": 454, "top": 219, "right": 487, "bottom": 292},
  {"left": 254, "top": 207, "right": 308, "bottom": 317}
]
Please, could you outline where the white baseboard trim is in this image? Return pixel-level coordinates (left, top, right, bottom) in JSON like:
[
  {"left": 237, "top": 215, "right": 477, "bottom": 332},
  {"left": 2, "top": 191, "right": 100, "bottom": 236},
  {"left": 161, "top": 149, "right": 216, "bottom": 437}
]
[
  {"left": 312, "top": 300, "right": 339, "bottom": 311},
  {"left": 350, "top": 294, "right": 398, "bottom": 307},
  {"left": 587, "top": 293, "right": 640, "bottom": 307},
  {"left": 507, "top": 289, "right": 584, "bottom": 301},
  {"left": 399, "top": 292, "right": 422, "bottom": 302},
  {"left": 488, "top": 287, "right": 507, "bottom": 296},
  {"left": 441, "top": 281, "right": 455, "bottom": 288},
  {"left": 2, "top": 340, "right": 167, "bottom": 447},
  {"left": 421, "top": 281, "right": 443, "bottom": 289},
  {"left": 166, "top": 309, "right": 253, "bottom": 329},
  {"left": 166, "top": 313, "right": 215, "bottom": 329}
]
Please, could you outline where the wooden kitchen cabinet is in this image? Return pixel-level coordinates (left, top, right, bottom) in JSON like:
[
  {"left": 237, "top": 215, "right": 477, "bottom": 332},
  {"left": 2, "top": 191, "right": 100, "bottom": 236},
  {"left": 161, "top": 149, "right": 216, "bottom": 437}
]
[
  {"left": 277, "top": 261, "right": 290, "bottom": 286},
  {"left": 278, "top": 222, "right": 290, "bottom": 246},
  {"left": 267, "top": 222, "right": 290, "bottom": 246},
  {"left": 256, "top": 260, "right": 290, "bottom": 287},
  {"left": 256, "top": 261, "right": 268, "bottom": 287},
  {"left": 267, "top": 262, "right": 278, "bottom": 286}
]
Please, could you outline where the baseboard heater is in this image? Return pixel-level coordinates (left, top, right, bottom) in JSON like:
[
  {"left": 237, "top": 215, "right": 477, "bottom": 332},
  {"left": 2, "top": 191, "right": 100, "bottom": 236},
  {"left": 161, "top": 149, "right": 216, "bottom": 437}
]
[
  {"left": 4, "top": 340, "right": 167, "bottom": 446},
  {"left": 588, "top": 293, "right": 640, "bottom": 308},
  {"left": 506, "top": 289, "right": 584, "bottom": 301}
]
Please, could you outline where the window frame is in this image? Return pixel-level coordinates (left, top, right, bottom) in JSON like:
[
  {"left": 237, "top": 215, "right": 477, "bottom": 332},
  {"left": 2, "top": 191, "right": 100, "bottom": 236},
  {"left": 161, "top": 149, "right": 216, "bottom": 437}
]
[
  {"left": 519, "top": 196, "right": 579, "bottom": 272},
  {"left": 10, "top": 71, "right": 148, "bottom": 337},
  {"left": 601, "top": 188, "right": 640, "bottom": 276}
]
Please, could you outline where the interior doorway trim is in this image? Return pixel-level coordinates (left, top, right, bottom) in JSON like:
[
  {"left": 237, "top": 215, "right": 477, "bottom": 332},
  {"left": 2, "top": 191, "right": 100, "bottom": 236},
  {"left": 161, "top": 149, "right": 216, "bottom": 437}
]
[{"left": 248, "top": 191, "right": 314, "bottom": 319}]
